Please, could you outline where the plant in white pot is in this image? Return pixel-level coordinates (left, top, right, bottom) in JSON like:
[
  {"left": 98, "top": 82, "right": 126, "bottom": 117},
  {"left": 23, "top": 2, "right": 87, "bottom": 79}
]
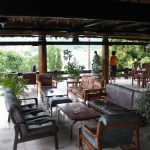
[{"left": 63, "top": 49, "right": 85, "bottom": 80}]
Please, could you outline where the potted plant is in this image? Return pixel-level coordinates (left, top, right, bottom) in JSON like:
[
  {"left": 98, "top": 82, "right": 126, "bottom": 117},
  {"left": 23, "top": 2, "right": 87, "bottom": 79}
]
[
  {"left": 63, "top": 49, "right": 85, "bottom": 80},
  {"left": 0, "top": 73, "right": 28, "bottom": 98},
  {"left": 136, "top": 83, "right": 150, "bottom": 126}
]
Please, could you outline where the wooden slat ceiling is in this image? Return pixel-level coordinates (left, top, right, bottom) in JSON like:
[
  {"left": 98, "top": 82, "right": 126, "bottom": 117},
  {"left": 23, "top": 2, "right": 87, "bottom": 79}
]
[{"left": 0, "top": 1, "right": 149, "bottom": 40}]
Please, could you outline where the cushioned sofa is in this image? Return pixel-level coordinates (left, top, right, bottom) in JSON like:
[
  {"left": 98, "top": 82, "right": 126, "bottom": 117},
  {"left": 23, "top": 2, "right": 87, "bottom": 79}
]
[
  {"left": 87, "top": 83, "right": 146, "bottom": 114},
  {"left": 67, "top": 75, "right": 105, "bottom": 102}
]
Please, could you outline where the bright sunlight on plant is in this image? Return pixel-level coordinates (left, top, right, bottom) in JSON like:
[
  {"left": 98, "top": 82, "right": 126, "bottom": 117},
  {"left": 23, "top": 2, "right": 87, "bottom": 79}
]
[
  {"left": 63, "top": 49, "right": 85, "bottom": 80},
  {"left": 0, "top": 73, "right": 28, "bottom": 98}
]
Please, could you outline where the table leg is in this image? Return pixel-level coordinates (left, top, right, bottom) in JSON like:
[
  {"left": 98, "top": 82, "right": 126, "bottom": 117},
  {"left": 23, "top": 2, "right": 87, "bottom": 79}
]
[
  {"left": 138, "top": 76, "right": 140, "bottom": 87},
  {"left": 47, "top": 97, "right": 49, "bottom": 109},
  {"left": 142, "top": 77, "right": 146, "bottom": 88},
  {"left": 40, "top": 91, "right": 44, "bottom": 102},
  {"left": 70, "top": 121, "right": 77, "bottom": 140},
  {"left": 57, "top": 107, "right": 60, "bottom": 124}
]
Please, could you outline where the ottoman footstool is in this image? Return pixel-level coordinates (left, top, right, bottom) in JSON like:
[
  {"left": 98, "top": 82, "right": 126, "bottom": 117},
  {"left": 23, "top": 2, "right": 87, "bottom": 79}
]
[{"left": 48, "top": 96, "right": 72, "bottom": 116}]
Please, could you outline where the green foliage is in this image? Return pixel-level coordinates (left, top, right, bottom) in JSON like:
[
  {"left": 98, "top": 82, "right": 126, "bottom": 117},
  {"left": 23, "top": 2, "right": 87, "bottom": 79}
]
[
  {"left": 0, "top": 51, "right": 6, "bottom": 72},
  {"left": 110, "top": 39, "right": 147, "bottom": 69},
  {"left": 5, "top": 51, "right": 23, "bottom": 72},
  {"left": 0, "top": 49, "right": 38, "bottom": 73},
  {"left": 47, "top": 46, "right": 63, "bottom": 71},
  {"left": 137, "top": 84, "right": 150, "bottom": 126},
  {"left": 0, "top": 74, "right": 28, "bottom": 97},
  {"left": 64, "top": 49, "right": 85, "bottom": 79},
  {"left": 20, "top": 51, "right": 38, "bottom": 72}
]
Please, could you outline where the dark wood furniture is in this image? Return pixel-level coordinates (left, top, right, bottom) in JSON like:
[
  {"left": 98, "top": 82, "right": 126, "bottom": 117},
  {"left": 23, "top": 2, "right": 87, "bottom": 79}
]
[
  {"left": 4, "top": 88, "right": 59, "bottom": 150},
  {"left": 57, "top": 102, "right": 100, "bottom": 140},
  {"left": 79, "top": 112, "right": 140, "bottom": 150},
  {"left": 22, "top": 72, "right": 36, "bottom": 85},
  {"left": 131, "top": 60, "right": 141, "bottom": 86},
  {"left": 12, "top": 107, "right": 58, "bottom": 150},
  {"left": 36, "top": 73, "right": 58, "bottom": 94},
  {"left": 138, "top": 63, "right": 150, "bottom": 88},
  {"left": 67, "top": 75, "right": 105, "bottom": 103},
  {"left": 136, "top": 69, "right": 147, "bottom": 88}
]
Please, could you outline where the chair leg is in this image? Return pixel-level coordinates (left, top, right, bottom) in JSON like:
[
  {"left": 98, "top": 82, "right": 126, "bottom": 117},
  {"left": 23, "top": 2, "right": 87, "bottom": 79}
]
[
  {"left": 54, "top": 133, "right": 58, "bottom": 149},
  {"left": 8, "top": 114, "right": 11, "bottom": 123},
  {"left": 13, "top": 140, "right": 17, "bottom": 150},
  {"left": 135, "top": 125, "right": 140, "bottom": 150},
  {"left": 13, "top": 130, "right": 18, "bottom": 150},
  {"left": 79, "top": 128, "right": 84, "bottom": 150},
  {"left": 13, "top": 125, "right": 20, "bottom": 150},
  {"left": 132, "top": 78, "right": 134, "bottom": 85}
]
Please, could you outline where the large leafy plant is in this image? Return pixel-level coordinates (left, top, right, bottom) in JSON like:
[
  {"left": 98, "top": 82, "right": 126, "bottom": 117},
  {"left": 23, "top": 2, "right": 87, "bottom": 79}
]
[
  {"left": 0, "top": 73, "right": 28, "bottom": 98},
  {"left": 64, "top": 49, "right": 85, "bottom": 80},
  {"left": 137, "top": 84, "right": 150, "bottom": 126}
]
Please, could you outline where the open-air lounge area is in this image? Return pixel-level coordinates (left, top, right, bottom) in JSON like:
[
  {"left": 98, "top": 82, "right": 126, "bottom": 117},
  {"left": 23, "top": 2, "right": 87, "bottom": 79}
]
[
  {"left": 1, "top": 77, "right": 150, "bottom": 150},
  {"left": 0, "top": 1, "right": 150, "bottom": 150}
]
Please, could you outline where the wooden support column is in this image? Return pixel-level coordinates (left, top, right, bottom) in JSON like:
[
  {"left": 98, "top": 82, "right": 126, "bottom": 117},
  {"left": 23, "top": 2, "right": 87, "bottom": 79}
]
[
  {"left": 102, "top": 37, "right": 109, "bottom": 84},
  {"left": 38, "top": 35, "right": 47, "bottom": 73}
]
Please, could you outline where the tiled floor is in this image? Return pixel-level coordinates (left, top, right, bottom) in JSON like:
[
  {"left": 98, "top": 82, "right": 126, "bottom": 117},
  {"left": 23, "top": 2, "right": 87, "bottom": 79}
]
[{"left": 0, "top": 79, "right": 150, "bottom": 150}]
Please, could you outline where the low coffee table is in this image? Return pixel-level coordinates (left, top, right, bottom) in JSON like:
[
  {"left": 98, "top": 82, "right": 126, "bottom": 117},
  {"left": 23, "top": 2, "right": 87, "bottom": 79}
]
[{"left": 57, "top": 102, "right": 100, "bottom": 140}]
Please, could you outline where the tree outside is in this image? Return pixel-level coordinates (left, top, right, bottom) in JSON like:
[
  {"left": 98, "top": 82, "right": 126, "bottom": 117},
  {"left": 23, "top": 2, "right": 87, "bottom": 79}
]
[
  {"left": 110, "top": 39, "right": 147, "bottom": 70},
  {"left": 47, "top": 45, "right": 62, "bottom": 71},
  {"left": 0, "top": 38, "right": 149, "bottom": 74}
]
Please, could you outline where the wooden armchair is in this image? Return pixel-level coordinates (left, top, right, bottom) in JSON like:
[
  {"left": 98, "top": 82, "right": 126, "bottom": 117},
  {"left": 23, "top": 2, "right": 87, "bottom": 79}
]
[
  {"left": 10, "top": 105, "right": 58, "bottom": 150},
  {"left": 79, "top": 112, "right": 140, "bottom": 150},
  {"left": 132, "top": 61, "right": 141, "bottom": 86},
  {"left": 139, "top": 62, "right": 150, "bottom": 88},
  {"left": 36, "top": 73, "right": 57, "bottom": 94},
  {"left": 67, "top": 75, "right": 105, "bottom": 103}
]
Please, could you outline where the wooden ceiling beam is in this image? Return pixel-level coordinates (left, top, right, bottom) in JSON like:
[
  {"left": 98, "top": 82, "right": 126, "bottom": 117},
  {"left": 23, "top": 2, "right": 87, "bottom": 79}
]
[
  {"left": 0, "top": 1, "right": 150, "bottom": 22},
  {"left": 0, "top": 26, "right": 150, "bottom": 34},
  {"left": 0, "top": 41, "right": 149, "bottom": 46}
]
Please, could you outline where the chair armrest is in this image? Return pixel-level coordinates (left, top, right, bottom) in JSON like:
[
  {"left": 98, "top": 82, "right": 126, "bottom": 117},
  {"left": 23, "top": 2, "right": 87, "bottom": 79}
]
[
  {"left": 26, "top": 117, "right": 56, "bottom": 125},
  {"left": 86, "top": 92, "right": 107, "bottom": 101},
  {"left": 83, "top": 88, "right": 106, "bottom": 101},
  {"left": 79, "top": 125, "right": 97, "bottom": 137},
  {"left": 52, "top": 80, "right": 57, "bottom": 88},
  {"left": 19, "top": 98, "right": 38, "bottom": 107},
  {"left": 67, "top": 81, "right": 81, "bottom": 87},
  {"left": 84, "top": 88, "right": 105, "bottom": 94}
]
